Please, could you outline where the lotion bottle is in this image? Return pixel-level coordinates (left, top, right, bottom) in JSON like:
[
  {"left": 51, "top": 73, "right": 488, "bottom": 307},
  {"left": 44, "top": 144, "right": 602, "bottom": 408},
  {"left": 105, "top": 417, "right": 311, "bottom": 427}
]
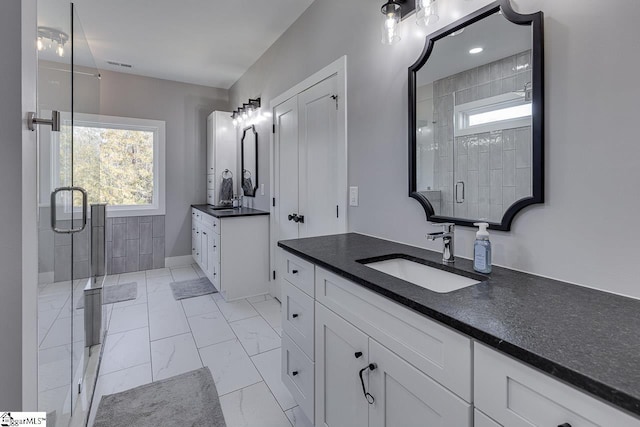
[{"left": 473, "top": 222, "right": 492, "bottom": 273}]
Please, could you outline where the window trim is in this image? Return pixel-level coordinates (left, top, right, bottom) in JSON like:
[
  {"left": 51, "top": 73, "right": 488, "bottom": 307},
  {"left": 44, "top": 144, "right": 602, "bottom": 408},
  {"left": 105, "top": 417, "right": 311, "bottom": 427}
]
[
  {"left": 56, "top": 113, "right": 166, "bottom": 217},
  {"left": 454, "top": 92, "right": 531, "bottom": 137}
]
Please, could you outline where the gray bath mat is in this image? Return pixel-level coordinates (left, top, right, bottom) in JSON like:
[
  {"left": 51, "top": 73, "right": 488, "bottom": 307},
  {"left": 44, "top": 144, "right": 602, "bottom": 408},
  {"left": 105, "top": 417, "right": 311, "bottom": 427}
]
[
  {"left": 170, "top": 277, "right": 218, "bottom": 300},
  {"left": 93, "top": 367, "right": 226, "bottom": 427},
  {"left": 76, "top": 282, "right": 137, "bottom": 309}
]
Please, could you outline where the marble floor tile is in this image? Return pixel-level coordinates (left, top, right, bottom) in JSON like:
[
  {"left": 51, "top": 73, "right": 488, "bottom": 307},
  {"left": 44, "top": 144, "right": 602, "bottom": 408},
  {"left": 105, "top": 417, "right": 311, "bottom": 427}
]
[
  {"left": 146, "top": 274, "right": 173, "bottom": 294},
  {"left": 112, "top": 282, "right": 148, "bottom": 308},
  {"left": 38, "top": 309, "right": 60, "bottom": 345},
  {"left": 251, "top": 348, "right": 296, "bottom": 411},
  {"left": 100, "top": 327, "right": 151, "bottom": 375},
  {"left": 215, "top": 298, "right": 259, "bottom": 323},
  {"left": 145, "top": 267, "right": 171, "bottom": 278},
  {"left": 199, "top": 339, "right": 261, "bottom": 396},
  {"left": 148, "top": 290, "right": 190, "bottom": 341},
  {"left": 40, "top": 316, "right": 72, "bottom": 349},
  {"left": 182, "top": 294, "right": 220, "bottom": 318},
  {"left": 108, "top": 303, "right": 148, "bottom": 335},
  {"left": 150, "top": 333, "right": 203, "bottom": 381},
  {"left": 170, "top": 266, "right": 199, "bottom": 282},
  {"left": 285, "top": 406, "right": 314, "bottom": 427},
  {"left": 38, "top": 344, "right": 72, "bottom": 392},
  {"left": 246, "top": 294, "right": 273, "bottom": 304},
  {"left": 230, "top": 316, "right": 280, "bottom": 356},
  {"left": 118, "top": 271, "right": 147, "bottom": 286},
  {"left": 188, "top": 311, "right": 235, "bottom": 348},
  {"left": 39, "top": 385, "right": 71, "bottom": 422},
  {"left": 252, "top": 298, "right": 283, "bottom": 336},
  {"left": 219, "top": 382, "right": 293, "bottom": 427}
]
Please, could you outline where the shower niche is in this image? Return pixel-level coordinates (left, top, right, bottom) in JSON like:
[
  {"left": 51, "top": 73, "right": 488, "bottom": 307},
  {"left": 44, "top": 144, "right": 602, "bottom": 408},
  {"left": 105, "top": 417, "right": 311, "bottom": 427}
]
[{"left": 408, "top": 0, "right": 544, "bottom": 230}]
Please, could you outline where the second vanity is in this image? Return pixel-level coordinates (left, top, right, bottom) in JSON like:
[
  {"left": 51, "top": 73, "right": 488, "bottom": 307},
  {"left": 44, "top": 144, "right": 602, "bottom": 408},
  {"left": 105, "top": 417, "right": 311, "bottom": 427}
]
[{"left": 278, "top": 233, "right": 640, "bottom": 426}]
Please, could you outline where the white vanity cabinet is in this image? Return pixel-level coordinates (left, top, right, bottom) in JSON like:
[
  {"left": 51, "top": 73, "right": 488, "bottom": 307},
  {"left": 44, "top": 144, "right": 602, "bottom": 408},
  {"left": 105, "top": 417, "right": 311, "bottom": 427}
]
[
  {"left": 191, "top": 208, "right": 268, "bottom": 301},
  {"left": 474, "top": 343, "right": 640, "bottom": 427}
]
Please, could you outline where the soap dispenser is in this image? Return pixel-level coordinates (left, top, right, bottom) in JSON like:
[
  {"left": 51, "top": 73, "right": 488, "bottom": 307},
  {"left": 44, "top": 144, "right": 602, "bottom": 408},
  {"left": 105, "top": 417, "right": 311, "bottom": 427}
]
[{"left": 473, "top": 222, "right": 492, "bottom": 274}]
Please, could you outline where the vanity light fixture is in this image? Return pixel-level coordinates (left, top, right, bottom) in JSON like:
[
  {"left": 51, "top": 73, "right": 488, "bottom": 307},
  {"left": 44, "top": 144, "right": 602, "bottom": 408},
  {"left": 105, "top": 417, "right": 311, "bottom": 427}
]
[
  {"left": 37, "top": 26, "right": 69, "bottom": 57},
  {"left": 469, "top": 47, "right": 484, "bottom": 54},
  {"left": 231, "top": 98, "right": 262, "bottom": 127},
  {"left": 381, "top": 0, "right": 402, "bottom": 45},
  {"left": 416, "top": 0, "right": 439, "bottom": 27}
]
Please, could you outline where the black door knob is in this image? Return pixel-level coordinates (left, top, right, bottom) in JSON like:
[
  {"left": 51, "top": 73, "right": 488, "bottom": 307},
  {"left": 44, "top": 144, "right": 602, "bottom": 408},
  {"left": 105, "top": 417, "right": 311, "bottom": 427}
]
[
  {"left": 292, "top": 313, "right": 299, "bottom": 318},
  {"left": 288, "top": 214, "right": 296, "bottom": 221},
  {"left": 292, "top": 269, "right": 299, "bottom": 274},
  {"left": 354, "top": 351, "right": 363, "bottom": 358},
  {"left": 292, "top": 371, "right": 299, "bottom": 376}
]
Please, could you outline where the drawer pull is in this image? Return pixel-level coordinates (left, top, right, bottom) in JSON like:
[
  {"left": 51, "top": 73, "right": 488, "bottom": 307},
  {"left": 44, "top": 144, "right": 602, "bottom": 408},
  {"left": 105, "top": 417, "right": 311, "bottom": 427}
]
[
  {"left": 292, "top": 313, "right": 299, "bottom": 318},
  {"left": 354, "top": 351, "right": 363, "bottom": 359},
  {"left": 292, "top": 370, "right": 299, "bottom": 376},
  {"left": 292, "top": 269, "right": 299, "bottom": 274},
  {"left": 558, "top": 424, "right": 572, "bottom": 427},
  {"left": 358, "top": 363, "right": 377, "bottom": 404}
]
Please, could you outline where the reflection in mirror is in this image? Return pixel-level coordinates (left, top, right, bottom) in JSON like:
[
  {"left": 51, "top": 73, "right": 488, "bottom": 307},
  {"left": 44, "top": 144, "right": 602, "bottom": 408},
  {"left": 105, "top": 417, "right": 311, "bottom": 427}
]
[
  {"left": 410, "top": 1, "right": 543, "bottom": 230},
  {"left": 241, "top": 125, "right": 258, "bottom": 197}
]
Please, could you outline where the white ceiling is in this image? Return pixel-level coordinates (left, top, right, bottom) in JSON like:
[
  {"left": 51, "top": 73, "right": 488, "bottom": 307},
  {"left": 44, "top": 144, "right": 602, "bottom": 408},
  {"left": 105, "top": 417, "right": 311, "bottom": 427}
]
[{"left": 38, "top": 0, "right": 315, "bottom": 89}]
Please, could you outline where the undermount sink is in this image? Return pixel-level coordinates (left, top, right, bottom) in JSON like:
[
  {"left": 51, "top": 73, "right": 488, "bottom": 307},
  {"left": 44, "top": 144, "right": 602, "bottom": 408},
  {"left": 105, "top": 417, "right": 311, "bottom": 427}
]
[{"left": 362, "top": 257, "right": 480, "bottom": 293}]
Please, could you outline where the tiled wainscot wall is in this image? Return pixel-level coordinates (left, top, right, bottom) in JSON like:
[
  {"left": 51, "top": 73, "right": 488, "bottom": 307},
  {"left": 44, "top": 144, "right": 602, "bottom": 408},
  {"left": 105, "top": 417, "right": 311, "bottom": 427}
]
[
  {"left": 419, "top": 50, "right": 533, "bottom": 223},
  {"left": 40, "top": 214, "right": 165, "bottom": 282}
]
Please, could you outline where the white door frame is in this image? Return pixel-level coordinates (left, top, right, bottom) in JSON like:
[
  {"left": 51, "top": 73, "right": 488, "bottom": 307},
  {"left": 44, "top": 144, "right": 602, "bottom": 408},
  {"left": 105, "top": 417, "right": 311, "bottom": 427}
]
[
  {"left": 269, "top": 56, "right": 348, "bottom": 297},
  {"left": 22, "top": 0, "right": 39, "bottom": 409}
]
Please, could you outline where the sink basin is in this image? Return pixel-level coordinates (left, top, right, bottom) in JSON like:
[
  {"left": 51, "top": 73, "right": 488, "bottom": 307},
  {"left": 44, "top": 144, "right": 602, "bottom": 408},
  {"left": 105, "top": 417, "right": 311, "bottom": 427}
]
[{"left": 363, "top": 257, "right": 480, "bottom": 293}]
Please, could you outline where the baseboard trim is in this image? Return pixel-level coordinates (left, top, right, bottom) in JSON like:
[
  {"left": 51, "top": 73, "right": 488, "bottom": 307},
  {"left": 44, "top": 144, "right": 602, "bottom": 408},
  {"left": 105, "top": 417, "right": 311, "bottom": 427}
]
[
  {"left": 165, "top": 255, "right": 194, "bottom": 268},
  {"left": 39, "top": 271, "right": 54, "bottom": 284}
]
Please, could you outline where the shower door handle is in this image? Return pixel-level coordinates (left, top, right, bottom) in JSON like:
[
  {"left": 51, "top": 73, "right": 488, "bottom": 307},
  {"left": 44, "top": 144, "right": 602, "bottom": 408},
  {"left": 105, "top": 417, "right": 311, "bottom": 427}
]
[
  {"left": 28, "top": 110, "right": 61, "bottom": 132},
  {"left": 51, "top": 187, "right": 88, "bottom": 234}
]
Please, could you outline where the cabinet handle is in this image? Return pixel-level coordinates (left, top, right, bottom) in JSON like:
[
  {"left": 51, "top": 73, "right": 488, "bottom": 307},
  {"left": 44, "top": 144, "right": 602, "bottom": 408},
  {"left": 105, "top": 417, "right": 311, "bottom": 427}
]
[
  {"left": 292, "top": 270, "right": 299, "bottom": 274},
  {"left": 288, "top": 214, "right": 296, "bottom": 221},
  {"left": 358, "top": 363, "right": 376, "bottom": 404},
  {"left": 203, "top": 231, "right": 207, "bottom": 235},
  {"left": 292, "top": 313, "right": 299, "bottom": 318},
  {"left": 354, "top": 351, "right": 363, "bottom": 359},
  {"left": 292, "top": 370, "right": 299, "bottom": 376},
  {"left": 558, "top": 424, "right": 572, "bottom": 427}
]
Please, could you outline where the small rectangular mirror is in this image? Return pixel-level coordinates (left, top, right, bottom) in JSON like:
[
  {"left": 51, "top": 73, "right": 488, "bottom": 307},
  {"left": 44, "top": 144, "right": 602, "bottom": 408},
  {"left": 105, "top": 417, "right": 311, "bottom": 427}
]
[{"left": 241, "top": 125, "right": 258, "bottom": 197}]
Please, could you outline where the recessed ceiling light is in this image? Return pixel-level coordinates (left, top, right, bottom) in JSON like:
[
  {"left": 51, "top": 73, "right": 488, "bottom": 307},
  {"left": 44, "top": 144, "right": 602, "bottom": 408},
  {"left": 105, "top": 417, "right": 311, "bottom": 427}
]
[{"left": 469, "top": 47, "right": 484, "bottom": 54}]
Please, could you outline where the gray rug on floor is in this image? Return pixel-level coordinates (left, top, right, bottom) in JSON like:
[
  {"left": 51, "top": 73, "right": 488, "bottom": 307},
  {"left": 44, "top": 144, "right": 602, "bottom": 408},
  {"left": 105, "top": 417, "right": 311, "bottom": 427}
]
[
  {"left": 76, "top": 282, "right": 137, "bottom": 309},
  {"left": 93, "top": 368, "right": 226, "bottom": 427},
  {"left": 170, "top": 277, "right": 218, "bottom": 300}
]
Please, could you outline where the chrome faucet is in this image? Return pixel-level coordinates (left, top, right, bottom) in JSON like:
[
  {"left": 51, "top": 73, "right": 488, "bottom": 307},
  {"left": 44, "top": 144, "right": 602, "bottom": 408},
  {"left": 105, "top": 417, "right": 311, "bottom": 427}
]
[{"left": 427, "top": 223, "right": 455, "bottom": 263}]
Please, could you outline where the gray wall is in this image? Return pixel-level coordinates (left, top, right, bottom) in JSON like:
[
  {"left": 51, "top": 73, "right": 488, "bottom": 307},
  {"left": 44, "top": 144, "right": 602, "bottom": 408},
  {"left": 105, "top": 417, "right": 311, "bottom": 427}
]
[
  {"left": 97, "top": 71, "right": 229, "bottom": 258},
  {"left": 0, "top": 0, "right": 23, "bottom": 409},
  {"left": 229, "top": 0, "right": 640, "bottom": 299}
]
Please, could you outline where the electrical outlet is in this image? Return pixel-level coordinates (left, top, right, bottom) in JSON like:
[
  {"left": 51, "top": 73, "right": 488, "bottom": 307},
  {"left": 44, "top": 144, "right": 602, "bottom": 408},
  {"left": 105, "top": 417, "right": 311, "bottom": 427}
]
[
  {"left": 349, "top": 186, "right": 359, "bottom": 206},
  {"left": 260, "top": 183, "right": 265, "bottom": 196}
]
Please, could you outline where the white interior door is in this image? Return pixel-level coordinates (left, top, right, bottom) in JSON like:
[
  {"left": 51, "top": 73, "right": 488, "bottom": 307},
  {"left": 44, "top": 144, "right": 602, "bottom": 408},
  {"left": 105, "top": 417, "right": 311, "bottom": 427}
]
[
  {"left": 276, "top": 97, "right": 300, "bottom": 243},
  {"left": 298, "top": 75, "right": 340, "bottom": 238}
]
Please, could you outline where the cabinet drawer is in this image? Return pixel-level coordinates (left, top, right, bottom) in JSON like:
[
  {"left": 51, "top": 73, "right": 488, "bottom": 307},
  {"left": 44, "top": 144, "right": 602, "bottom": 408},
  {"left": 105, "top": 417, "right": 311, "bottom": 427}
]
[
  {"left": 207, "top": 174, "right": 215, "bottom": 190},
  {"left": 282, "top": 281, "right": 314, "bottom": 360},
  {"left": 201, "top": 212, "right": 220, "bottom": 234},
  {"left": 474, "top": 410, "right": 501, "bottom": 427},
  {"left": 315, "top": 267, "right": 472, "bottom": 402},
  {"left": 206, "top": 190, "right": 215, "bottom": 205},
  {"left": 282, "top": 333, "right": 314, "bottom": 423},
  {"left": 281, "top": 250, "right": 314, "bottom": 297},
  {"left": 474, "top": 343, "right": 640, "bottom": 426}
]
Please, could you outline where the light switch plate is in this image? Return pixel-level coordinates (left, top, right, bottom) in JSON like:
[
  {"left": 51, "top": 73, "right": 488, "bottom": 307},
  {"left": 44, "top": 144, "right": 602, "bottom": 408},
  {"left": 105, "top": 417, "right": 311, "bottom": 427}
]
[
  {"left": 260, "top": 183, "right": 265, "bottom": 196},
  {"left": 349, "top": 186, "right": 359, "bottom": 206}
]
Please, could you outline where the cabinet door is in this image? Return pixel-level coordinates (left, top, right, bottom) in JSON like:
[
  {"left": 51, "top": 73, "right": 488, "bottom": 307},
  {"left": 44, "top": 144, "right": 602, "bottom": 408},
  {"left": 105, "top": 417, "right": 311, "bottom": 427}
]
[
  {"left": 194, "top": 223, "right": 202, "bottom": 264},
  {"left": 315, "top": 303, "right": 368, "bottom": 427},
  {"left": 368, "top": 339, "right": 472, "bottom": 427},
  {"left": 191, "top": 224, "right": 197, "bottom": 262}
]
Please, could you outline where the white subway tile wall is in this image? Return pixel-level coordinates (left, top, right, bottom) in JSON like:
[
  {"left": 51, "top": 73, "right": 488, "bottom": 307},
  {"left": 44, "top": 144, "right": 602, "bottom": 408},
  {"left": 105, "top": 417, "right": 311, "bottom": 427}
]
[{"left": 428, "top": 50, "right": 532, "bottom": 222}]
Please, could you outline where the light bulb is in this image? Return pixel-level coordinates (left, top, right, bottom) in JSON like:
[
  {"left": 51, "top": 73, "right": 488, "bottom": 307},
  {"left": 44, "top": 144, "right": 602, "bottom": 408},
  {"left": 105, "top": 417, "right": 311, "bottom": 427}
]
[
  {"left": 57, "top": 44, "right": 64, "bottom": 57},
  {"left": 37, "top": 38, "right": 44, "bottom": 51},
  {"left": 232, "top": 118, "right": 238, "bottom": 127},
  {"left": 416, "top": 0, "right": 439, "bottom": 27},
  {"left": 381, "top": 1, "right": 401, "bottom": 45},
  {"left": 242, "top": 111, "right": 248, "bottom": 120}
]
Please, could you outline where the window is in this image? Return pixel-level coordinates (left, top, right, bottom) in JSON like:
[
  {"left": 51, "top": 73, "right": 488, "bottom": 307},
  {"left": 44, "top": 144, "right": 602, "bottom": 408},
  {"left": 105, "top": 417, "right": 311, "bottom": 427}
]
[
  {"left": 454, "top": 93, "right": 532, "bottom": 136},
  {"left": 56, "top": 113, "right": 166, "bottom": 217}
]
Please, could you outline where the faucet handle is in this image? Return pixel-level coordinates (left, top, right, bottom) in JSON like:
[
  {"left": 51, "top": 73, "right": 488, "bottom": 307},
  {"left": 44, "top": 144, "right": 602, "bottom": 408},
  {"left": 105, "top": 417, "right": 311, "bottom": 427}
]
[{"left": 430, "top": 222, "right": 455, "bottom": 232}]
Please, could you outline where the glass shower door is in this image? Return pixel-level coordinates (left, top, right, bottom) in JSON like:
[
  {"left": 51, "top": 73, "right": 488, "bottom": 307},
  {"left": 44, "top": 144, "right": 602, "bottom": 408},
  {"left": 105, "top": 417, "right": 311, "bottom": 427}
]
[{"left": 36, "top": 2, "right": 101, "bottom": 425}]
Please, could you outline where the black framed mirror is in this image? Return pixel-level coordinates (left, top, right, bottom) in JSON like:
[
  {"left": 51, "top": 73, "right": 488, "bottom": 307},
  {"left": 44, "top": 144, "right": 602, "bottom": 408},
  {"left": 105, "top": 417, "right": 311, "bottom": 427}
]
[
  {"left": 408, "top": 0, "right": 544, "bottom": 231},
  {"left": 241, "top": 125, "right": 258, "bottom": 197}
]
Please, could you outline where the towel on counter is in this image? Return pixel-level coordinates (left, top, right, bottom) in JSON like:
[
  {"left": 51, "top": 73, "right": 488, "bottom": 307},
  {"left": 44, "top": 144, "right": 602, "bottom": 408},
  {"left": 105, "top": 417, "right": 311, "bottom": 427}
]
[
  {"left": 220, "top": 177, "right": 234, "bottom": 202},
  {"left": 242, "top": 177, "right": 255, "bottom": 197}
]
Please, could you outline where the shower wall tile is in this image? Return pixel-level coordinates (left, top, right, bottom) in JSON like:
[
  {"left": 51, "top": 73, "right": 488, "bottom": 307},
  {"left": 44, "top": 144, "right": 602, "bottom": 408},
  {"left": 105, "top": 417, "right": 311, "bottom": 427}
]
[
  {"left": 112, "top": 257, "right": 126, "bottom": 274},
  {"left": 127, "top": 217, "right": 140, "bottom": 239},
  {"left": 126, "top": 239, "right": 140, "bottom": 273},
  {"left": 140, "top": 222, "right": 153, "bottom": 255},
  {"left": 106, "top": 218, "right": 113, "bottom": 242},
  {"left": 54, "top": 245, "right": 72, "bottom": 282},
  {"left": 112, "top": 223, "right": 127, "bottom": 257},
  {"left": 140, "top": 253, "right": 153, "bottom": 271},
  {"left": 153, "top": 216, "right": 165, "bottom": 238},
  {"left": 516, "top": 168, "right": 532, "bottom": 199},
  {"left": 515, "top": 128, "right": 532, "bottom": 168},
  {"left": 503, "top": 150, "right": 516, "bottom": 187},
  {"left": 152, "top": 237, "right": 165, "bottom": 270},
  {"left": 113, "top": 217, "right": 127, "bottom": 224}
]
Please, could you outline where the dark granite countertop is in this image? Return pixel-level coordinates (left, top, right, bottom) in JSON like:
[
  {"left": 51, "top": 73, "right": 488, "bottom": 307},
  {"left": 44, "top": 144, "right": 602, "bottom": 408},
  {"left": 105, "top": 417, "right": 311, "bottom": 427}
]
[
  {"left": 278, "top": 233, "right": 640, "bottom": 417},
  {"left": 191, "top": 204, "right": 270, "bottom": 218}
]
